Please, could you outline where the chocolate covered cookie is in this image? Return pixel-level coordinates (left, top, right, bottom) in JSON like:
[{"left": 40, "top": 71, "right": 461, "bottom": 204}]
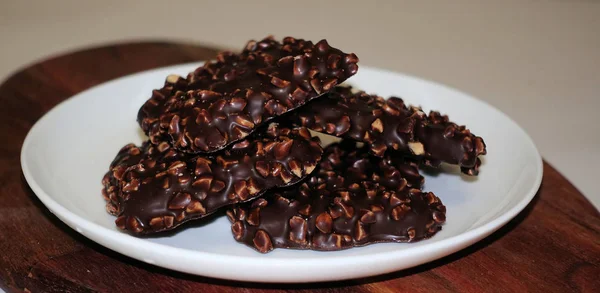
[
  {"left": 292, "top": 87, "right": 487, "bottom": 175},
  {"left": 138, "top": 36, "right": 359, "bottom": 154},
  {"left": 102, "top": 124, "right": 323, "bottom": 234},
  {"left": 227, "top": 142, "right": 446, "bottom": 253}
]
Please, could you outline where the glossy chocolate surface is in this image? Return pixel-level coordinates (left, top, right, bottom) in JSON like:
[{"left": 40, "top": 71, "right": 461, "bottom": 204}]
[
  {"left": 292, "top": 87, "right": 487, "bottom": 175},
  {"left": 102, "top": 124, "right": 323, "bottom": 234},
  {"left": 138, "top": 36, "right": 358, "bottom": 154},
  {"left": 228, "top": 142, "right": 446, "bottom": 253}
]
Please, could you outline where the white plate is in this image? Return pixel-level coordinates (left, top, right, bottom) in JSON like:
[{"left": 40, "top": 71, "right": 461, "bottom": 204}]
[{"left": 21, "top": 63, "right": 542, "bottom": 283}]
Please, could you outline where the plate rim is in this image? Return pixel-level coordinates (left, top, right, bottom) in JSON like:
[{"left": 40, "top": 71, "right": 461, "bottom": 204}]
[{"left": 20, "top": 62, "right": 544, "bottom": 281}]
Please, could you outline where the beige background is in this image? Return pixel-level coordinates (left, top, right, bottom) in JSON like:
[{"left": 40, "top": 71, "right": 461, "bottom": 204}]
[{"left": 1, "top": 0, "right": 599, "bottom": 210}]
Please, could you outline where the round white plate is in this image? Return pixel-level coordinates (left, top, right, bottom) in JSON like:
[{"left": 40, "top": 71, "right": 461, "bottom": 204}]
[{"left": 21, "top": 63, "right": 542, "bottom": 283}]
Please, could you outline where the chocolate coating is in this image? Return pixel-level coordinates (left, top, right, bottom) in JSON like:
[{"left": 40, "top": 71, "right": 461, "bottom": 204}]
[
  {"left": 138, "top": 36, "right": 359, "bottom": 154},
  {"left": 102, "top": 124, "right": 323, "bottom": 235},
  {"left": 228, "top": 142, "right": 446, "bottom": 253},
  {"left": 101, "top": 143, "right": 146, "bottom": 216},
  {"left": 292, "top": 86, "right": 487, "bottom": 175}
]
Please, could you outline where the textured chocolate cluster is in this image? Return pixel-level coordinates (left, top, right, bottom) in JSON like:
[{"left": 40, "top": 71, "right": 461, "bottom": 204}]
[
  {"left": 227, "top": 142, "right": 446, "bottom": 253},
  {"left": 292, "top": 86, "right": 487, "bottom": 175},
  {"left": 102, "top": 36, "right": 489, "bottom": 249},
  {"left": 102, "top": 124, "right": 322, "bottom": 234},
  {"left": 138, "top": 36, "right": 359, "bottom": 154}
]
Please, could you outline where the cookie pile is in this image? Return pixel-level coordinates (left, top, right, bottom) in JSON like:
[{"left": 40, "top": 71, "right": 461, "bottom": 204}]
[{"left": 102, "top": 36, "right": 486, "bottom": 253}]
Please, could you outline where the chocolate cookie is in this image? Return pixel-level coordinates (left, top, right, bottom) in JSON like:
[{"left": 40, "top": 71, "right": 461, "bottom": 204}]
[
  {"left": 138, "top": 36, "right": 359, "bottom": 154},
  {"left": 102, "top": 124, "right": 323, "bottom": 234},
  {"left": 227, "top": 142, "right": 446, "bottom": 253},
  {"left": 292, "top": 86, "right": 487, "bottom": 175}
]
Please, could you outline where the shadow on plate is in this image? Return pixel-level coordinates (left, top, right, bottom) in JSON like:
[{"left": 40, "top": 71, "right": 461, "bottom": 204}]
[{"left": 420, "top": 158, "right": 485, "bottom": 183}]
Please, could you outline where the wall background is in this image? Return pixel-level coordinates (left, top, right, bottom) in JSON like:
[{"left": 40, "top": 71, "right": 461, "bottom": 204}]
[{"left": 1, "top": 0, "right": 599, "bottom": 209}]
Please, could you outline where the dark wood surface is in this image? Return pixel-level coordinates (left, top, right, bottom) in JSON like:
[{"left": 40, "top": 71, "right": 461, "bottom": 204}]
[{"left": 0, "top": 42, "right": 598, "bottom": 293}]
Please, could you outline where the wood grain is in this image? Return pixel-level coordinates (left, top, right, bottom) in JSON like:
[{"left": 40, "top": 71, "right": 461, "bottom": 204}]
[{"left": 0, "top": 42, "right": 598, "bottom": 293}]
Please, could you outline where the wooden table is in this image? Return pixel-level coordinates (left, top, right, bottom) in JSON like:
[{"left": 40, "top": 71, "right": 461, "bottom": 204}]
[{"left": 0, "top": 42, "right": 598, "bottom": 293}]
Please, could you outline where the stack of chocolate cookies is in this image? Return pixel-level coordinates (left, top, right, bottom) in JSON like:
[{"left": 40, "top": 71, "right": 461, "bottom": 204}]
[{"left": 102, "top": 36, "right": 486, "bottom": 253}]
